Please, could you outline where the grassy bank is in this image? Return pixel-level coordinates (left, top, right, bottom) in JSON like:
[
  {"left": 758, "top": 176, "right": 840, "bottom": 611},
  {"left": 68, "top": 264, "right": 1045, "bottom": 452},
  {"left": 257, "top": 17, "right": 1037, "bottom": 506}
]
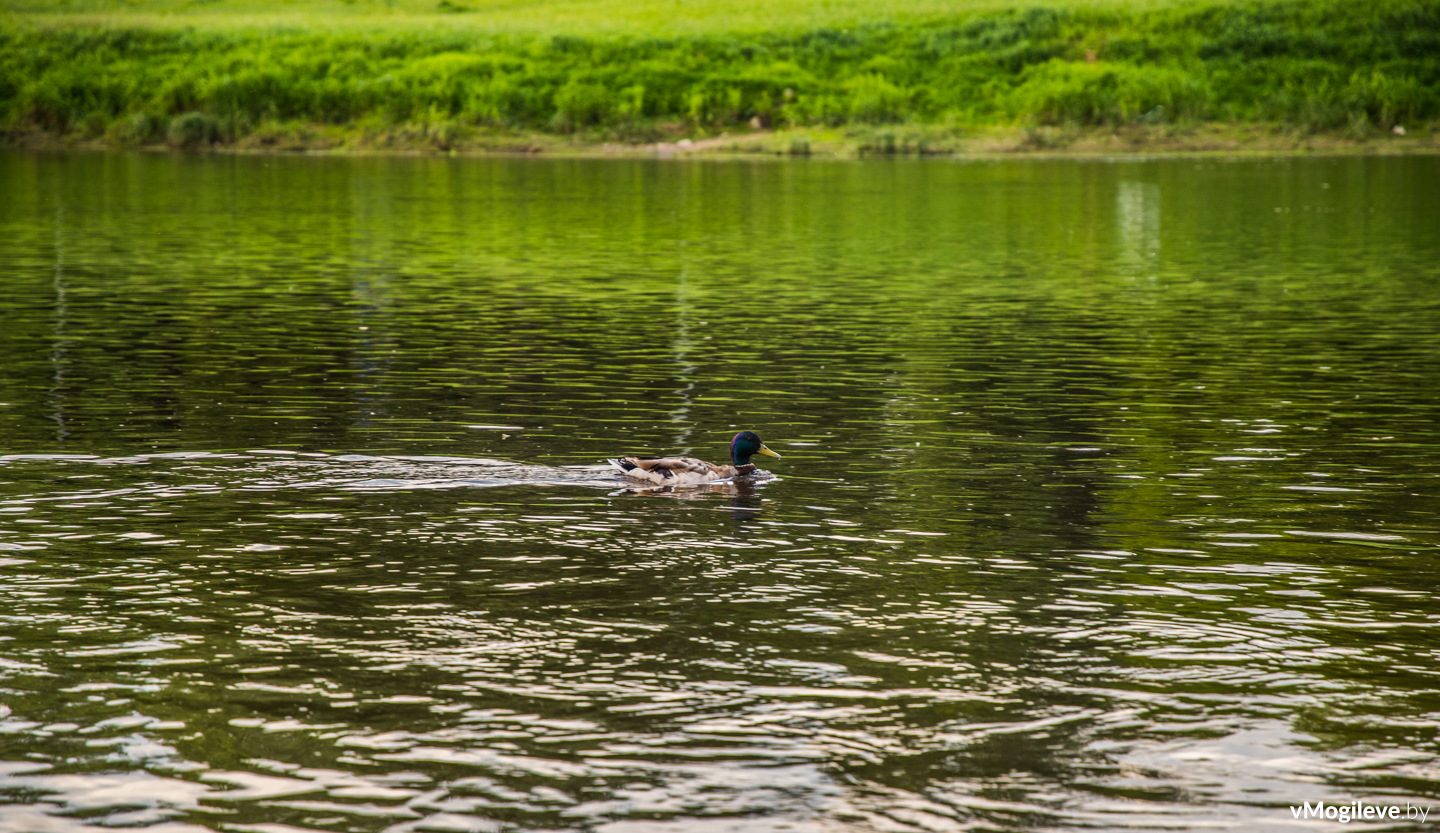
[{"left": 2, "top": 0, "right": 1438, "bottom": 154}]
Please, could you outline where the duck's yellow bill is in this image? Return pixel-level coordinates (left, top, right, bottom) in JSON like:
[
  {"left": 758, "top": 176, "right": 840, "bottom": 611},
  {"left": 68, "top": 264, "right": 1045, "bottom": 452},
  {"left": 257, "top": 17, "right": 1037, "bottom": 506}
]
[{"left": 757, "top": 444, "right": 782, "bottom": 459}]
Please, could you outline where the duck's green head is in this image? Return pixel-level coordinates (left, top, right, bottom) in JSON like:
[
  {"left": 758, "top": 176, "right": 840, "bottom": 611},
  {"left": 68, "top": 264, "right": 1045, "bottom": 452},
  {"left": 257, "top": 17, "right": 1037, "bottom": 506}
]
[{"left": 731, "top": 431, "right": 782, "bottom": 466}]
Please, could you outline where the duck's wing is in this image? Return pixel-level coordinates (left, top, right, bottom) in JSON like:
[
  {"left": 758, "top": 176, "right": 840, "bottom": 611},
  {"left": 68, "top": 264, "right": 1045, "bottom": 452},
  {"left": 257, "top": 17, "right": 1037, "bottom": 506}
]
[{"left": 608, "top": 456, "right": 735, "bottom": 485}]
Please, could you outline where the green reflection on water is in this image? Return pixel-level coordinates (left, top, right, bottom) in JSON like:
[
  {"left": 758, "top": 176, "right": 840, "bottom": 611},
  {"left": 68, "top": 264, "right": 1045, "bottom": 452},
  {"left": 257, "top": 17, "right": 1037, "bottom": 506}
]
[{"left": 0, "top": 151, "right": 1438, "bottom": 832}]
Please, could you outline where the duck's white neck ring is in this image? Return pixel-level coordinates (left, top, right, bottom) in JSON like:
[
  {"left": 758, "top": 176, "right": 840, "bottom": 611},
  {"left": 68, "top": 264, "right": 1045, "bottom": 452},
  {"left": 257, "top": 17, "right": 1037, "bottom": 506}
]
[{"left": 734, "top": 463, "right": 757, "bottom": 475}]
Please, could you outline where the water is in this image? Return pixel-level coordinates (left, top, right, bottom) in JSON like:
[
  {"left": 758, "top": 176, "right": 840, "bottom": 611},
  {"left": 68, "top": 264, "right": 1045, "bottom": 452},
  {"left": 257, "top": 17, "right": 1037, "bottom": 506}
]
[{"left": 1, "top": 150, "right": 1439, "bottom": 832}]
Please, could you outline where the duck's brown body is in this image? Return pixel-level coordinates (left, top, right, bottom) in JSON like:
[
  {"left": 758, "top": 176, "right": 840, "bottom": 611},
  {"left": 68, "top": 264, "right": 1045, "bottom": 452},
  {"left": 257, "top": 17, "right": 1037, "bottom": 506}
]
[{"left": 609, "top": 457, "right": 758, "bottom": 486}]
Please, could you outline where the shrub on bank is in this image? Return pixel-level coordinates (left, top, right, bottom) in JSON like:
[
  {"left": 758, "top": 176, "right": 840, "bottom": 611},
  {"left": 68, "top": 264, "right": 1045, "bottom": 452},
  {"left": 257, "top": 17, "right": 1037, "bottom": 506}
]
[{"left": 167, "top": 111, "right": 220, "bottom": 148}]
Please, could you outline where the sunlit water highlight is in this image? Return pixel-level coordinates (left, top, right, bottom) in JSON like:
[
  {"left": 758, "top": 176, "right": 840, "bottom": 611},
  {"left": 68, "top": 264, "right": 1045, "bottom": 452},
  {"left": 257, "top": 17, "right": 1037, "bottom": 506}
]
[{"left": 0, "top": 151, "right": 1438, "bottom": 832}]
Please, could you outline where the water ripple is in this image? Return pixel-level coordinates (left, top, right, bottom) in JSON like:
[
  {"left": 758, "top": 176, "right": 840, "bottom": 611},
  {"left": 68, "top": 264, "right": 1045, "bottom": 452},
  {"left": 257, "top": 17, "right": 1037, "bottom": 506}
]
[{"left": 3, "top": 153, "right": 1440, "bottom": 831}]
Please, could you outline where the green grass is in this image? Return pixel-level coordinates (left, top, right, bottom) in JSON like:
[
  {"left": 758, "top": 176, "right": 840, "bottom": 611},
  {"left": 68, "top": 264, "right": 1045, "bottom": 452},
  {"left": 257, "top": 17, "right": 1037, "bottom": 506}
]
[
  {"left": 2, "top": 0, "right": 1229, "bottom": 37},
  {"left": 2, "top": 0, "right": 1437, "bottom": 152}
]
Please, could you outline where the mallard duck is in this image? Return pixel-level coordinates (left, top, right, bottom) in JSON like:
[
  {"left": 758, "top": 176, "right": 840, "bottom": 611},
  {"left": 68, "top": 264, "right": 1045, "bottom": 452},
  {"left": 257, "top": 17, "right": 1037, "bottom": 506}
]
[{"left": 609, "top": 431, "right": 782, "bottom": 486}]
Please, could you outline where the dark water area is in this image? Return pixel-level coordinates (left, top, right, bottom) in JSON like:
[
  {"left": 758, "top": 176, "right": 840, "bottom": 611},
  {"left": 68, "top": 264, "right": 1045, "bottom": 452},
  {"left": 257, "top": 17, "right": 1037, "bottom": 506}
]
[{"left": 0, "top": 150, "right": 1438, "bottom": 832}]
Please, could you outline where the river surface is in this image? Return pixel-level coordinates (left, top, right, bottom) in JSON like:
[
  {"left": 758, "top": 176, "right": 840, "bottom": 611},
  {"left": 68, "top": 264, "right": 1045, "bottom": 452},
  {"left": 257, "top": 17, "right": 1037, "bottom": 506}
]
[{"left": 1, "top": 151, "right": 1438, "bottom": 832}]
